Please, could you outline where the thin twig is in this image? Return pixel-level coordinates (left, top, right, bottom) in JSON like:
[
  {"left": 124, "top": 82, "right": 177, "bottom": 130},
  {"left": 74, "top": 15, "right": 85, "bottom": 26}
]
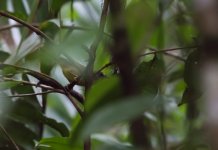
[
  {"left": 164, "top": 53, "right": 185, "bottom": 61},
  {"left": 2, "top": 77, "right": 85, "bottom": 104},
  {"left": 2, "top": 77, "right": 64, "bottom": 94},
  {"left": 65, "top": 91, "right": 84, "bottom": 118},
  {"left": 0, "top": 124, "right": 20, "bottom": 150},
  {"left": 61, "top": 25, "right": 89, "bottom": 31},
  {"left": 0, "top": 90, "right": 54, "bottom": 98},
  {"left": 96, "top": 62, "right": 113, "bottom": 74},
  {"left": 0, "top": 23, "right": 39, "bottom": 32},
  {"left": 139, "top": 46, "right": 197, "bottom": 57},
  {"left": 85, "top": 0, "right": 110, "bottom": 86},
  {"left": 0, "top": 11, "right": 53, "bottom": 42}
]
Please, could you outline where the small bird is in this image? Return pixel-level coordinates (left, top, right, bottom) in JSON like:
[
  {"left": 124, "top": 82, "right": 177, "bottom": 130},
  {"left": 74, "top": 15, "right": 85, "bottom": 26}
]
[{"left": 59, "top": 56, "right": 85, "bottom": 84}]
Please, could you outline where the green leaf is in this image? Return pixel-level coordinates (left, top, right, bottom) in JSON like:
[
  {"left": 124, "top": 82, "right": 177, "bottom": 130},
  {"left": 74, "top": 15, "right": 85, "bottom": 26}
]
[
  {"left": 179, "top": 87, "right": 201, "bottom": 106},
  {"left": 8, "top": 99, "right": 69, "bottom": 137},
  {"left": 85, "top": 76, "right": 122, "bottom": 112},
  {"left": 134, "top": 57, "right": 164, "bottom": 95},
  {"left": 39, "top": 21, "right": 60, "bottom": 39},
  {"left": 37, "top": 137, "right": 77, "bottom": 150},
  {"left": 0, "top": 51, "right": 9, "bottom": 62},
  {"left": 11, "top": 0, "right": 28, "bottom": 19},
  {"left": 0, "top": 81, "right": 19, "bottom": 90},
  {"left": 47, "top": 93, "right": 73, "bottom": 126},
  {"left": 126, "top": 0, "right": 157, "bottom": 55},
  {"left": 5, "top": 34, "right": 42, "bottom": 64},
  {"left": 0, "top": 116, "right": 38, "bottom": 149},
  {"left": 42, "top": 117, "right": 69, "bottom": 137},
  {"left": 92, "top": 134, "right": 133, "bottom": 150},
  {"left": 0, "top": 64, "right": 63, "bottom": 90},
  {"left": 184, "top": 50, "right": 200, "bottom": 89},
  {"left": 168, "top": 66, "right": 184, "bottom": 82},
  {"left": 48, "top": 0, "right": 68, "bottom": 16},
  {"left": 77, "top": 95, "right": 157, "bottom": 140}
]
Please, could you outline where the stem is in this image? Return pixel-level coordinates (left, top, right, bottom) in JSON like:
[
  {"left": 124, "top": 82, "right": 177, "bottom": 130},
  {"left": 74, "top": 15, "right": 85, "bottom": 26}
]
[
  {"left": 140, "top": 46, "right": 197, "bottom": 56},
  {"left": 0, "top": 11, "right": 53, "bottom": 42},
  {"left": 0, "top": 23, "right": 39, "bottom": 32},
  {"left": 84, "top": 137, "right": 91, "bottom": 150},
  {"left": 65, "top": 91, "right": 84, "bottom": 118},
  {"left": 82, "top": 1, "right": 111, "bottom": 150},
  {"left": 96, "top": 45, "right": 195, "bottom": 74},
  {"left": 84, "top": 0, "right": 110, "bottom": 87},
  {"left": 2, "top": 77, "right": 85, "bottom": 117},
  {"left": 1, "top": 90, "right": 54, "bottom": 98},
  {"left": 39, "top": 88, "right": 47, "bottom": 138},
  {"left": 2, "top": 77, "right": 64, "bottom": 94},
  {"left": 0, "top": 124, "right": 20, "bottom": 150},
  {"left": 96, "top": 62, "right": 113, "bottom": 74},
  {"left": 159, "top": 106, "right": 167, "bottom": 150},
  {"left": 109, "top": 1, "right": 151, "bottom": 149}
]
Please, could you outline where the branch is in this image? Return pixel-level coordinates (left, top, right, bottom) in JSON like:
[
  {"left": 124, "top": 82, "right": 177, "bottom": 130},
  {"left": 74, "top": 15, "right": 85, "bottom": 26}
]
[
  {"left": 2, "top": 77, "right": 64, "bottom": 94},
  {"left": 139, "top": 46, "right": 198, "bottom": 61},
  {"left": 65, "top": 91, "right": 84, "bottom": 118},
  {"left": 0, "top": 23, "right": 39, "bottom": 32},
  {"left": 0, "top": 124, "right": 20, "bottom": 150},
  {"left": 1, "top": 90, "right": 54, "bottom": 98},
  {"left": 0, "top": 11, "right": 53, "bottom": 42},
  {"left": 96, "top": 62, "right": 113, "bottom": 74},
  {"left": 139, "top": 46, "right": 197, "bottom": 57},
  {"left": 84, "top": 0, "right": 110, "bottom": 88},
  {"left": 2, "top": 77, "right": 84, "bottom": 104}
]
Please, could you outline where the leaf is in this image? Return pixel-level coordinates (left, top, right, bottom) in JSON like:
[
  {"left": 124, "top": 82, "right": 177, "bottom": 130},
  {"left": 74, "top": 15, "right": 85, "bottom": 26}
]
[
  {"left": 134, "top": 57, "right": 164, "bottom": 95},
  {"left": 48, "top": 0, "right": 68, "bottom": 17},
  {"left": 75, "top": 95, "right": 157, "bottom": 140},
  {"left": 37, "top": 137, "right": 81, "bottom": 150},
  {"left": 11, "top": 0, "right": 28, "bottom": 19},
  {"left": 125, "top": 0, "right": 157, "bottom": 54},
  {"left": 42, "top": 117, "right": 69, "bottom": 137},
  {"left": 179, "top": 87, "right": 201, "bottom": 106},
  {"left": 184, "top": 50, "right": 200, "bottom": 89},
  {"left": 0, "top": 81, "right": 19, "bottom": 90},
  {"left": 0, "top": 64, "right": 20, "bottom": 76},
  {"left": 0, "top": 63, "right": 64, "bottom": 90},
  {"left": 5, "top": 33, "right": 42, "bottom": 64},
  {"left": 0, "top": 51, "right": 9, "bottom": 62},
  {"left": 0, "top": 116, "right": 38, "bottom": 149},
  {"left": 168, "top": 67, "right": 184, "bottom": 82},
  {"left": 85, "top": 76, "right": 121, "bottom": 112},
  {"left": 92, "top": 134, "right": 133, "bottom": 150},
  {"left": 8, "top": 99, "right": 69, "bottom": 137},
  {"left": 39, "top": 21, "right": 60, "bottom": 39}
]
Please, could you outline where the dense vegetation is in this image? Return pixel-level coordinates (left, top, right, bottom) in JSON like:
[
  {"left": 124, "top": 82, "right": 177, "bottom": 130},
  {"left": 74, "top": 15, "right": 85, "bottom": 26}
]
[{"left": 0, "top": 0, "right": 216, "bottom": 149}]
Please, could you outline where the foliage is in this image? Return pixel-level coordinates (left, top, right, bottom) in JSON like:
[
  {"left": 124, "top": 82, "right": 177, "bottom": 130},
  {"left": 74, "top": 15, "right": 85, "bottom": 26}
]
[{"left": 0, "top": 0, "right": 208, "bottom": 150}]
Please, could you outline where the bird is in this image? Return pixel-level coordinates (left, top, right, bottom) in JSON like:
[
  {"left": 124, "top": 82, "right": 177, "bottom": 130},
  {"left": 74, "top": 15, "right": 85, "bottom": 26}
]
[{"left": 59, "top": 55, "right": 85, "bottom": 85}]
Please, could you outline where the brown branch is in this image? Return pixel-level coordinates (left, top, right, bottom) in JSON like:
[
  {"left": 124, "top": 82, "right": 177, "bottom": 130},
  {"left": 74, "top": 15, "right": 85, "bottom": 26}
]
[
  {"left": 2, "top": 77, "right": 85, "bottom": 118},
  {"left": 2, "top": 77, "right": 64, "bottom": 94},
  {"left": 2, "top": 77, "right": 84, "bottom": 104},
  {"left": 0, "top": 23, "right": 39, "bottom": 32},
  {"left": 65, "top": 91, "right": 84, "bottom": 118},
  {"left": 0, "top": 11, "right": 53, "bottom": 42},
  {"left": 109, "top": 1, "right": 152, "bottom": 149},
  {"left": 0, "top": 124, "right": 20, "bottom": 150}
]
